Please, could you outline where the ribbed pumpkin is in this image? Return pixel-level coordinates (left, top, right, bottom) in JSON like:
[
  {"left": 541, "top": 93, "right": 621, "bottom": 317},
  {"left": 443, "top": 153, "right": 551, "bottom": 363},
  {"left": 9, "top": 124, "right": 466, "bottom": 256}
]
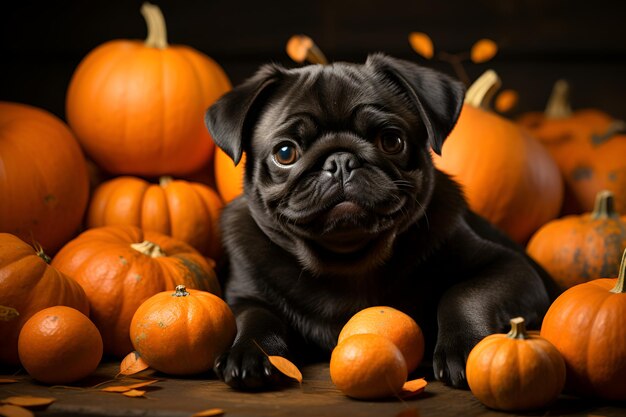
[
  {"left": 87, "top": 176, "right": 223, "bottom": 260},
  {"left": 466, "top": 317, "right": 565, "bottom": 411},
  {"left": 432, "top": 71, "right": 563, "bottom": 244},
  {"left": 540, "top": 250, "right": 626, "bottom": 401},
  {"left": 518, "top": 80, "right": 622, "bottom": 215},
  {"left": 130, "top": 285, "right": 236, "bottom": 375},
  {"left": 51, "top": 225, "right": 221, "bottom": 358},
  {"left": 527, "top": 190, "right": 626, "bottom": 290},
  {"left": 0, "top": 233, "right": 89, "bottom": 365},
  {"left": 0, "top": 102, "right": 90, "bottom": 254},
  {"left": 214, "top": 148, "right": 246, "bottom": 204},
  {"left": 66, "top": 3, "right": 231, "bottom": 176}
]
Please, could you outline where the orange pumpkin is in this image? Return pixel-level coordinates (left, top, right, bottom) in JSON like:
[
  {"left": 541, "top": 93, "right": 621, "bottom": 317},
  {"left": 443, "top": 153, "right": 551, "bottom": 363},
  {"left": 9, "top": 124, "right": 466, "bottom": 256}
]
[
  {"left": 130, "top": 284, "right": 236, "bottom": 375},
  {"left": 518, "top": 80, "right": 622, "bottom": 215},
  {"left": 51, "top": 225, "right": 221, "bottom": 358},
  {"left": 0, "top": 102, "right": 90, "bottom": 254},
  {"left": 87, "top": 176, "right": 223, "bottom": 260},
  {"left": 214, "top": 148, "right": 246, "bottom": 204},
  {"left": 0, "top": 233, "right": 89, "bottom": 366},
  {"left": 433, "top": 71, "right": 563, "bottom": 244},
  {"left": 66, "top": 3, "right": 231, "bottom": 176},
  {"left": 540, "top": 249, "right": 626, "bottom": 400},
  {"left": 466, "top": 317, "right": 565, "bottom": 411},
  {"left": 527, "top": 190, "right": 626, "bottom": 290}
]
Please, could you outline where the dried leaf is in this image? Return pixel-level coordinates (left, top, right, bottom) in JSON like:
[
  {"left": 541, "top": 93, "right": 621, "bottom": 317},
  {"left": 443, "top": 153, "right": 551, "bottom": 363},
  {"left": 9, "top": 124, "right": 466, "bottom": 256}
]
[
  {"left": 0, "top": 379, "right": 19, "bottom": 384},
  {"left": 0, "top": 306, "right": 19, "bottom": 322},
  {"left": 268, "top": 356, "right": 302, "bottom": 383},
  {"left": 494, "top": 89, "right": 519, "bottom": 113},
  {"left": 400, "top": 378, "right": 428, "bottom": 399},
  {"left": 192, "top": 409, "right": 225, "bottom": 417},
  {"left": 408, "top": 32, "right": 434, "bottom": 59},
  {"left": 0, "top": 405, "right": 34, "bottom": 417},
  {"left": 470, "top": 39, "right": 498, "bottom": 63},
  {"left": 100, "top": 379, "right": 159, "bottom": 393},
  {"left": 396, "top": 408, "right": 421, "bottom": 417},
  {"left": 121, "top": 390, "right": 146, "bottom": 398},
  {"left": 118, "top": 351, "right": 150, "bottom": 376},
  {"left": 286, "top": 35, "right": 314, "bottom": 63},
  {"left": 0, "top": 397, "right": 55, "bottom": 408}
]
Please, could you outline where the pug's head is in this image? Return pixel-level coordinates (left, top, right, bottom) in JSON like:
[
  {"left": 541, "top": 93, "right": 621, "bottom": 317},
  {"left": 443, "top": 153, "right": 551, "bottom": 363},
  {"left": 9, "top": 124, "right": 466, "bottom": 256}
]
[{"left": 205, "top": 54, "right": 464, "bottom": 276}]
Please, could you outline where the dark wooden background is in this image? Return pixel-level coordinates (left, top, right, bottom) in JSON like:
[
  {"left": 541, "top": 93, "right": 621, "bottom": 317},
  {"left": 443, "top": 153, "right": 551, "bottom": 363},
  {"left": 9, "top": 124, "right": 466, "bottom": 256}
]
[{"left": 1, "top": 0, "right": 626, "bottom": 121}]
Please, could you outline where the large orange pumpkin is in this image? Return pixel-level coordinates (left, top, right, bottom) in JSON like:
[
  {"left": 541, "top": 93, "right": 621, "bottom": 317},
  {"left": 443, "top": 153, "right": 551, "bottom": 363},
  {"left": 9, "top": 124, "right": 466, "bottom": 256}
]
[
  {"left": 51, "top": 225, "right": 221, "bottom": 358},
  {"left": 87, "top": 176, "right": 223, "bottom": 260},
  {"left": 527, "top": 190, "right": 626, "bottom": 290},
  {"left": 433, "top": 71, "right": 563, "bottom": 243},
  {"left": 518, "top": 80, "right": 622, "bottom": 215},
  {"left": 0, "top": 102, "right": 90, "bottom": 254},
  {"left": 0, "top": 233, "right": 89, "bottom": 366},
  {"left": 214, "top": 148, "right": 246, "bottom": 204},
  {"left": 66, "top": 3, "right": 231, "bottom": 176},
  {"left": 540, "top": 249, "right": 626, "bottom": 400}
]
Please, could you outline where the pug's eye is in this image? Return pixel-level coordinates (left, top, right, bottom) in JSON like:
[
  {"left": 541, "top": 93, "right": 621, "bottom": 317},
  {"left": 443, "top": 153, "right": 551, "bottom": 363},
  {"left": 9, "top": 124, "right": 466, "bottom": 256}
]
[
  {"left": 376, "top": 131, "right": 404, "bottom": 154},
  {"left": 273, "top": 142, "right": 299, "bottom": 166}
]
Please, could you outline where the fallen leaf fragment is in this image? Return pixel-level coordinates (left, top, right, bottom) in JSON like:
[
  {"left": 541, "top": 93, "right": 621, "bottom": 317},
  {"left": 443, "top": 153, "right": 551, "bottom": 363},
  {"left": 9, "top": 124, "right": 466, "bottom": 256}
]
[
  {"left": 400, "top": 378, "right": 428, "bottom": 399},
  {"left": 118, "top": 351, "right": 150, "bottom": 376},
  {"left": 408, "top": 32, "right": 434, "bottom": 59},
  {"left": 494, "top": 89, "right": 519, "bottom": 113},
  {"left": 268, "top": 356, "right": 303, "bottom": 383},
  {"left": 192, "top": 409, "right": 225, "bottom": 417},
  {"left": 470, "top": 39, "right": 498, "bottom": 63},
  {"left": 396, "top": 408, "right": 421, "bottom": 417},
  {"left": 121, "top": 390, "right": 146, "bottom": 398},
  {"left": 0, "top": 396, "right": 56, "bottom": 408},
  {"left": 101, "top": 379, "right": 159, "bottom": 393},
  {"left": 0, "top": 404, "right": 34, "bottom": 417}
]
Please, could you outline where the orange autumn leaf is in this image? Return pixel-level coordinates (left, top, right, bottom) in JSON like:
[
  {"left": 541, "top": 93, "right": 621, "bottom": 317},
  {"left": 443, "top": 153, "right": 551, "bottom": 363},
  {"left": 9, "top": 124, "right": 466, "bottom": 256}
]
[
  {"left": 286, "top": 35, "right": 314, "bottom": 63},
  {"left": 494, "top": 89, "right": 519, "bottom": 113},
  {"left": 118, "top": 351, "right": 150, "bottom": 376},
  {"left": 268, "top": 356, "right": 303, "bottom": 383},
  {"left": 400, "top": 378, "right": 428, "bottom": 399},
  {"left": 0, "top": 404, "right": 34, "bottom": 417},
  {"left": 100, "top": 379, "right": 159, "bottom": 393},
  {"left": 192, "top": 409, "right": 225, "bottom": 417},
  {"left": 470, "top": 39, "right": 498, "bottom": 63},
  {"left": 0, "top": 397, "right": 56, "bottom": 408},
  {"left": 121, "top": 389, "right": 146, "bottom": 398},
  {"left": 408, "top": 32, "right": 434, "bottom": 59}
]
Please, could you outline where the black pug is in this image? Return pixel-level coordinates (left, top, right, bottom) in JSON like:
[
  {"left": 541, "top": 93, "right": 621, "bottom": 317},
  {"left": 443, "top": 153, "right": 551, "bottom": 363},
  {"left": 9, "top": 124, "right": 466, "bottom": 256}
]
[{"left": 204, "top": 53, "right": 555, "bottom": 390}]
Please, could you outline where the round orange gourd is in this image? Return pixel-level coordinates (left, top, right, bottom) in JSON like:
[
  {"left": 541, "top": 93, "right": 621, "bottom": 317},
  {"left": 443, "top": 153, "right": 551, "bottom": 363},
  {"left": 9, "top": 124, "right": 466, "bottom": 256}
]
[
  {"left": 330, "top": 333, "right": 407, "bottom": 399},
  {"left": 337, "top": 306, "right": 424, "bottom": 374},
  {"left": 540, "top": 250, "right": 626, "bottom": 401},
  {"left": 51, "top": 225, "right": 221, "bottom": 358},
  {"left": 0, "top": 233, "right": 89, "bottom": 366},
  {"left": 527, "top": 190, "right": 626, "bottom": 290},
  {"left": 18, "top": 306, "right": 103, "bottom": 384},
  {"left": 518, "top": 80, "right": 623, "bottom": 215},
  {"left": 214, "top": 148, "right": 246, "bottom": 203},
  {"left": 466, "top": 317, "right": 565, "bottom": 411},
  {"left": 0, "top": 102, "right": 89, "bottom": 254},
  {"left": 433, "top": 71, "right": 563, "bottom": 244},
  {"left": 87, "top": 176, "right": 223, "bottom": 259},
  {"left": 66, "top": 3, "right": 231, "bottom": 176},
  {"left": 130, "top": 284, "right": 236, "bottom": 375}
]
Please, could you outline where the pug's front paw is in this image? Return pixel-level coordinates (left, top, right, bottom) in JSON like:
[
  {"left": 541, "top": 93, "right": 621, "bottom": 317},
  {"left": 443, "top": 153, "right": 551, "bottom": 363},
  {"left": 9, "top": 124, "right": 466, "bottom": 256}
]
[
  {"left": 432, "top": 336, "right": 472, "bottom": 389},
  {"left": 213, "top": 341, "right": 282, "bottom": 390}
]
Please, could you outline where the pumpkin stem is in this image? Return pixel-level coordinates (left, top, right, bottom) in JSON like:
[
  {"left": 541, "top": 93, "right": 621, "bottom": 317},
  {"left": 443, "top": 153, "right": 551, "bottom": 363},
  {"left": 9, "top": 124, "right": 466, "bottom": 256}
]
[
  {"left": 591, "top": 190, "right": 618, "bottom": 220},
  {"left": 140, "top": 2, "right": 168, "bottom": 49},
  {"left": 464, "top": 70, "right": 501, "bottom": 110},
  {"left": 130, "top": 241, "right": 166, "bottom": 258},
  {"left": 545, "top": 79, "right": 573, "bottom": 119},
  {"left": 591, "top": 120, "right": 626, "bottom": 146},
  {"left": 32, "top": 241, "right": 51, "bottom": 264},
  {"left": 610, "top": 249, "right": 626, "bottom": 294},
  {"left": 172, "top": 285, "right": 190, "bottom": 297},
  {"left": 159, "top": 176, "right": 174, "bottom": 187},
  {"left": 286, "top": 35, "right": 328, "bottom": 65},
  {"left": 506, "top": 317, "right": 528, "bottom": 340}
]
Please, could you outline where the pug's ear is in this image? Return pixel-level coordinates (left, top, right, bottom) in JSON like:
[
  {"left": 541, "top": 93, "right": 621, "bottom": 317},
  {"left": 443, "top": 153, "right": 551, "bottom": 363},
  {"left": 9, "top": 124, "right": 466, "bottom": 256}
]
[
  {"left": 205, "top": 64, "right": 284, "bottom": 165},
  {"left": 366, "top": 53, "right": 465, "bottom": 155}
]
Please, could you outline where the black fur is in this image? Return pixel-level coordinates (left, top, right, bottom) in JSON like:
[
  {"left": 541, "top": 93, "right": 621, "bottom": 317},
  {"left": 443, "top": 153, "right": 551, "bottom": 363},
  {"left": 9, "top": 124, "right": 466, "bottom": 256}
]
[{"left": 204, "top": 54, "right": 553, "bottom": 390}]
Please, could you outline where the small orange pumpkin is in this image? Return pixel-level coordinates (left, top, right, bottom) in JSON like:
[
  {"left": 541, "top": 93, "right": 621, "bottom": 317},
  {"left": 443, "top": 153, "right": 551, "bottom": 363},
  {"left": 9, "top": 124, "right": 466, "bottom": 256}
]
[
  {"left": 0, "top": 102, "right": 90, "bottom": 254},
  {"left": 130, "top": 284, "right": 236, "bottom": 375},
  {"left": 433, "top": 71, "right": 563, "bottom": 243},
  {"left": 51, "top": 225, "right": 221, "bottom": 358},
  {"left": 66, "top": 3, "right": 231, "bottom": 176},
  {"left": 540, "top": 249, "right": 626, "bottom": 400},
  {"left": 87, "top": 176, "right": 223, "bottom": 260},
  {"left": 527, "top": 190, "right": 626, "bottom": 290},
  {"left": 466, "top": 317, "right": 565, "bottom": 411},
  {"left": 0, "top": 234, "right": 90, "bottom": 366}
]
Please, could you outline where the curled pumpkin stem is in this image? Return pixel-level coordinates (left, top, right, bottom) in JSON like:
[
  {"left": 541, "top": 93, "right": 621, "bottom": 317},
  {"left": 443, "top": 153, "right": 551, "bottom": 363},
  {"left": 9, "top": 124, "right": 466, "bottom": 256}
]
[
  {"left": 130, "top": 241, "right": 166, "bottom": 258},
  {"left": 591, "top": 190, "right": 618, "bottom": 220},
  {"left": 545, "top": 80, "right": 573, "bottom": 119},
  {"left": 464, "top": 70, "right": 501, "bottom": 110},
  {"left": 506, "top": 317, "right": 528, "bottom": 340},
  {"left": 141, "top": 2, "right": 168, "bottom": 49},
  {"left": 610, "top": 249, "right": 626, "bottom": 294}
]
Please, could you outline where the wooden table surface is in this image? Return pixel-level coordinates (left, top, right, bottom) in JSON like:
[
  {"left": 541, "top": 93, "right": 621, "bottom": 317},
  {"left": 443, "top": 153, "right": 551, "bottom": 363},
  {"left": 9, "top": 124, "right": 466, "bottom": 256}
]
[{"left": 1, "top": 361, "right": 624, "bottom": 417}]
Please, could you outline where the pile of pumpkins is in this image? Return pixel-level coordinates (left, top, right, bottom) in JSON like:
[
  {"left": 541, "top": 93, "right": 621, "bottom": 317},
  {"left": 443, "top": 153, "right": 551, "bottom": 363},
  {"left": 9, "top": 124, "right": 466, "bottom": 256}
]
[{"left": 1, "top": 1, "right": 626, "bottom": 410}]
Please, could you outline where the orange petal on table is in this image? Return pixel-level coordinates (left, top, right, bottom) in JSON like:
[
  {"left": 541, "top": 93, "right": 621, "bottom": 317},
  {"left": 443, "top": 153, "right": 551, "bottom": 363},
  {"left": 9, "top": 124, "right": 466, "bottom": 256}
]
[
  {"left": 408, "top": 32, "right": 434, "bottom": 59},
  {"left": 470, "top": 39, "right": 498, "bottom": 63},
  {"left": 100, "top": 379, "right": 159, "bottom": 393},
  {"left": 121, "top": 389, "right": 146, "bottom": 398},
  {"left": 192, "top": 409, "right": 225, "bottom": 417},
  {"left": 286, "top": 35, "right": 314, "bottom": 63},
  {"left": 494, "top": 89, "right": 519, "bottom": 113},
  {"left": 268, "top": 356, "right": 303, "bottom": 383},
  {"left": 0, "top": 404, "right": 35, "bottom": 417},
  {"left": 118, "top": 351, "right": 150, "bottom": 376},
  {"left": 0, "top": 397, "right": 56, "bottom": 408},
  {"left": 399, "top": 378, "right": 428, "bottom": 399}
]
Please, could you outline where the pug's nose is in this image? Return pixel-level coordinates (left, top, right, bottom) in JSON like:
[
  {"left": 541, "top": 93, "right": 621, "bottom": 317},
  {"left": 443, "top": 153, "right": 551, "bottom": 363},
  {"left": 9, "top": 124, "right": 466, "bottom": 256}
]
[{"left": 323, "top": 152, "right": 361, "bottom": 180}]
